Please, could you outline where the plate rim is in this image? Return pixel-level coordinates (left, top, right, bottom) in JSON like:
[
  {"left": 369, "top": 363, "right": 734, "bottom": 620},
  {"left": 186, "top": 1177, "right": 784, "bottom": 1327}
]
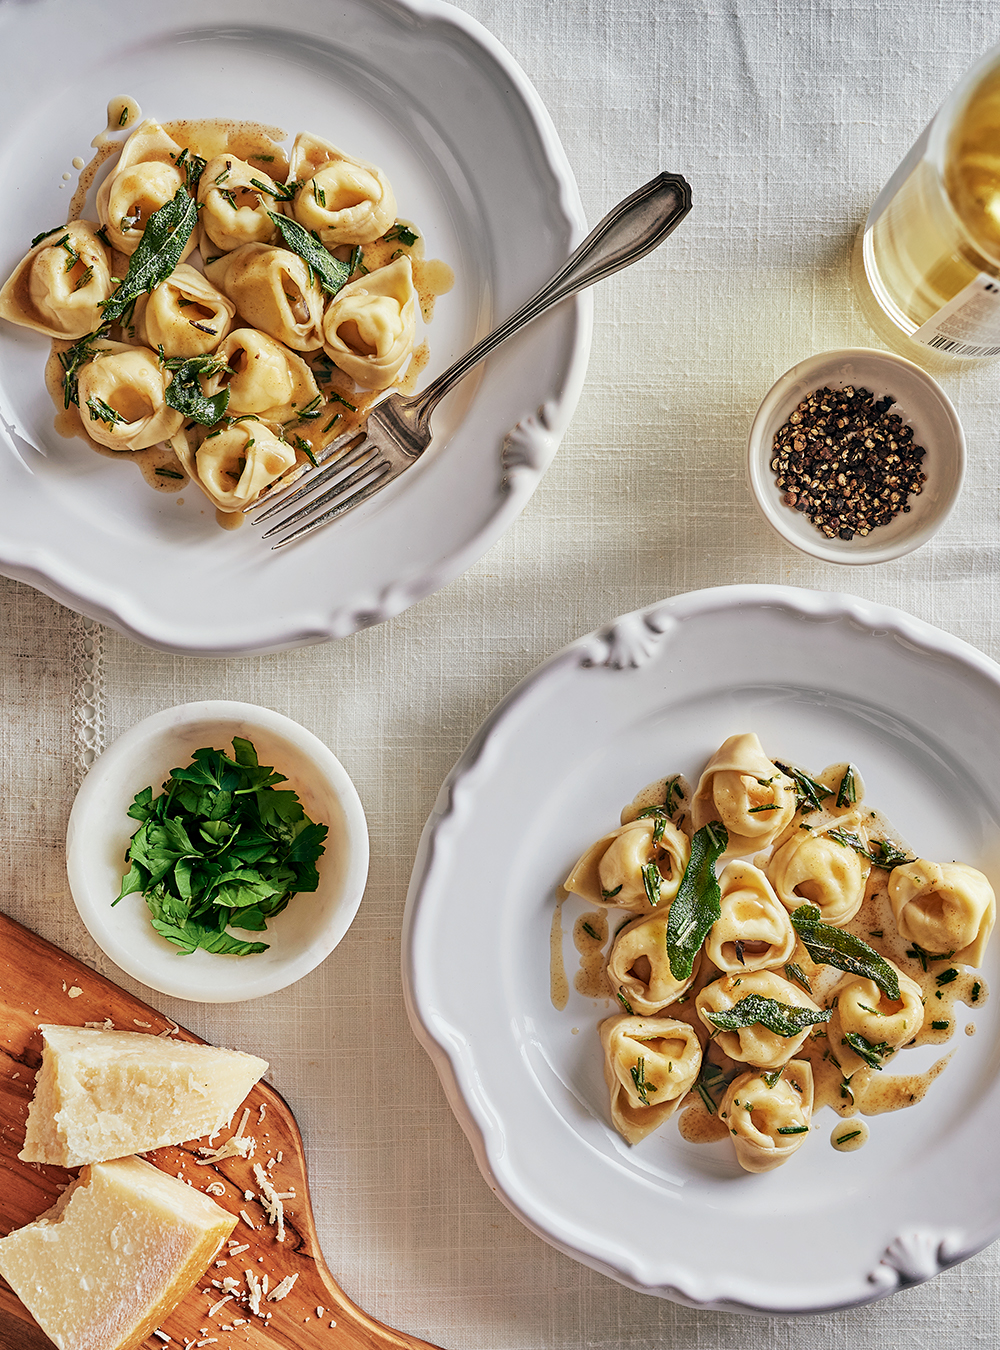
[
  {"left": 401, "top": 582, "right": 1000, "bottom": 1312},
  {"left": 0, "top": 0, "right": 592, "bottom": 656}
]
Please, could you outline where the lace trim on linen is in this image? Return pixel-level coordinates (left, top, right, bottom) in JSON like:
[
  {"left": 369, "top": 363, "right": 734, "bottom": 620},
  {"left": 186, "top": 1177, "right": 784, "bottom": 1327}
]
[{"left": 69, "top": 613, "right": 105, "bottom": 785}]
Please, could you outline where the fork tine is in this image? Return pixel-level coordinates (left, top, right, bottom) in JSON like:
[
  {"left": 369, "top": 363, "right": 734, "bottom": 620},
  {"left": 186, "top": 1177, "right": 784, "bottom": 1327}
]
[
  {"left": 252, "top": 437, "right": 378, "bottom": 525},
  {"left": 267, "top": 461, "right": 396, "bottom": 548},
  {"left": 257, "top": 450, "right": 385, "bottom": 540}
]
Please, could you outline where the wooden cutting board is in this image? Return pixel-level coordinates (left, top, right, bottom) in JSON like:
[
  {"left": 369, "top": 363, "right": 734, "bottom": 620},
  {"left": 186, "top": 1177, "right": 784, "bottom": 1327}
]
[{"left": 0, "top": 911, "right": 445, "bottom": 1350}]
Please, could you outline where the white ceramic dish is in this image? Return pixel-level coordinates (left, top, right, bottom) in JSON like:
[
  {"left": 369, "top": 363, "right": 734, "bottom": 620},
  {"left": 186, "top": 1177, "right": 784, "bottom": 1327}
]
[
  {"left": 0, "top": 0, "right": 590, "bottom": 656},
  {"left": 67, "top": 701, "right": 369, "bottom": 1002},
  {"left": 403, "top": 585, "right": 1000, "bottom": 1313},
  {"left": 746, "top": 348, "right": 964, "bottom": 564}
]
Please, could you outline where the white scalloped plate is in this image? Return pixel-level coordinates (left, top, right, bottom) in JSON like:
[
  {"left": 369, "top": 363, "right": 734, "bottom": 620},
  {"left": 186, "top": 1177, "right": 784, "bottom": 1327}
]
[
  {"left": 403, "top": 585, "right": 1000, "bottom": 1313},
  {"left": 0, "top": 0, "right": 590, "bottom": 655}
]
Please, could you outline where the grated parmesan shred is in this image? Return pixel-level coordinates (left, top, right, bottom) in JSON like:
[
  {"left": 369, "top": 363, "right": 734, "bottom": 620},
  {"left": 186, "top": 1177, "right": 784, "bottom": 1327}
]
[
  {"left": 252, "top": 1162, "right": 286, "bottom": 1241},
  {"left": 268, "top": 1273, "right": 298, "bottom": 1302}
]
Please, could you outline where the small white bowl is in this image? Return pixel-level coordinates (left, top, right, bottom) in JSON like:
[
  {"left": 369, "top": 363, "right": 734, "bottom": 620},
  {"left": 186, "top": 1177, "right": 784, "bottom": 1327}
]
[
  {"left": 747, "top": 347, "right": 965, "bottom": 564},
  {"left": 66, "top": 702, "right": 369, "bottom": 1003}
]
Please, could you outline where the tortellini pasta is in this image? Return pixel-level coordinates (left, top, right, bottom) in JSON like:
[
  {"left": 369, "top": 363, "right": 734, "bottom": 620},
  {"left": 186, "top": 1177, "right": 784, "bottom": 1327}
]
[
  {"left": 321, "top": 255, "right": 417, "bottom": 390},
  {"left": 888, "top": 859, "right": 996, "bottom": 966},
  {"left": 691, "top": 733, "right": 797, "bottom": 855},
  {"left": 206, "top": 244, "right": 324, "bottom": 352},
  {"left": 0, "top": 222, "right": 112, "bottom": 340},
  {"left": 133, "top": 264, "right": 235, "bottom": 359},
  {"left": 607, "top": 914, "right": 700, "bottom": 1016},
  {"left": 564, "top": 815, "right": 691, "bottom": 914},
  {"left": 704, "top": 860, "right": 795, "bottom": 973},
  {"left": 96, "top": 120, "right": 195, "bottom": 257},
  {"left": 200, "top": 328, "right": 319, "bottom": 424},
  {"left": 767, "top": 813, "right": 872, "bottom": 926},
  {"left": 76, "top": 342, "right": 183, "bottom": 452},
  {"left": 287, "top": 131, "right": 396, "bottom": 245},
  {"left": 719, "top": 1061, "right": 814, "bottom": 1173},
  {"left": 834, "top": 963, "right": 924, "bottom": 1073},
  {"left": 695, "top": 969, "right": 824, "bottom": 1070},
  {"left": 198, "top": 155, "right": 282, "bottom": 253},
  {"left": 598, "top": 1014, "right": 702, "bottom": 1145},
  {"left": 170, "top": 416, "right": 295, "bottom": 514}
]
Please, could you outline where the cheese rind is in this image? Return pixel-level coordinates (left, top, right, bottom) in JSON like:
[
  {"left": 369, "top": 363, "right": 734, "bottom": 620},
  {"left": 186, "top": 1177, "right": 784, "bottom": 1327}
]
[
  {"left": 20, "top": 1025, "right": 268, "bottom": 1166},
  {"left": 0, "top": 1155, "right": 236, "bottom": 1350}
]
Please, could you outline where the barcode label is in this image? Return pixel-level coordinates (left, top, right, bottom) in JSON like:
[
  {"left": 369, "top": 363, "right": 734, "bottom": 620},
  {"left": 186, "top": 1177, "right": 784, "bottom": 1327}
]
[{"left": 912, "top": 274, "right": 1000, "bottom": 358}]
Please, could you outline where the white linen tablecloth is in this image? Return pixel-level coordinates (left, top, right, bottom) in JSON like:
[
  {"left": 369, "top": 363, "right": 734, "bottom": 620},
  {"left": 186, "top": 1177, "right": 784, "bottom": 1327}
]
[{"left": 4, "top": 0, "right": 1000, "bottom": 1344}]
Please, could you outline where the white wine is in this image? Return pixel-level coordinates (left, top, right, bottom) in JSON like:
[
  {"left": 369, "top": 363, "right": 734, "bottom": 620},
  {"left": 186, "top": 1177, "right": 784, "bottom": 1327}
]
[{"left": 857, "top": 47, "right": 1000, "bottom": 362}]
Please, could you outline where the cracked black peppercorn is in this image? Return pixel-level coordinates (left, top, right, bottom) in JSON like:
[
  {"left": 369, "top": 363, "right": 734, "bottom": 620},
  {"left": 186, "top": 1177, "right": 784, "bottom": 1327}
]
[{"left": 770, "top": 385, "right": 927, "bottom": 541}]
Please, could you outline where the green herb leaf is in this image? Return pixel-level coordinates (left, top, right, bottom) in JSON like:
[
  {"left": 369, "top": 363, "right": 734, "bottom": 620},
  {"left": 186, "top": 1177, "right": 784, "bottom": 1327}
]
[
  {"left": 665, "top": 822, "right": 728, "bottom": 980},
  {"left": 114, "top": 738, "right": 327, "bottom": 956},
  {"left": 630, "top": 1055, "right": 651, "bottom": 1106},
  {"left": 615, "top": 987, "right": 634, "bottom": 1015},
  {"left": 825, "top": 827, "right": 913, "bottom": 870},
  {"left": 695, "top": 1060, "right": 727, "bottom": 1115},
  {"left": 101, "top": 187, "right": 199, "bottom": 326},
  {"left": 30, "top": 225, "right": 64, "bottom": 249},
  {"left": 85, "top": 395, "right": 124, "bottom": 427},
  {"left": 266, "top": 210, "right": 350, "bottom": 297},
  {"left": 161, "top": 352, "right": 231, "bottom": 425},
  {"left": 641, "top": 860, "right": 662, "bottom": 909},
  {"left": 704, "top": 993, "right": 831, "bottom": 1038},
  {"left": 58, "top": 328, "right": 111, "bottom": 408},
  {"left": 776, "top": 1124, "right": 809, "bottom": 1135},
  {"left": 784, "top": 961, "right": 813, "bottom": 995},
  {"left": 791, "top": 903, "right": 901, "bottom": 1000},
  {"left": 842, "top": 1031, "right": 891, "bottom": 1069},
  {"left": 775, "top": 761, "right": 831, "bottom": 814},
  {"left": 384, "top": 222, "right": 419, "bottom": 246},
  {"left": 836, "top": 765, "right": 857, "bottom": 808}
]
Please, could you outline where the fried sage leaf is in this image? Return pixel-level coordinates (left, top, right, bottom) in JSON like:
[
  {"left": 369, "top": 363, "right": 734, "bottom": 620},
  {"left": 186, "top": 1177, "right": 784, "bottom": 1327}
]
[
  {"left": 842, "top": 1030, "right": 891, "bottom": 1070},
  {"left": 266, "top": 210, "right": 351, "bottom": 297},
  {"left": 161, "top": 352, "right": 231, "bottom": 425},
  {"left": 703, "top": 993, "right": 831, "bottom": 1038},
  {"left": 666, "top": 821, "right": 728, "bottom": 980},
  {"left": 101, "top": 187, "right": 199, "bottom": 325},
  {"left": 791, "top": 903, "right": 901, "bottom": 1000}
]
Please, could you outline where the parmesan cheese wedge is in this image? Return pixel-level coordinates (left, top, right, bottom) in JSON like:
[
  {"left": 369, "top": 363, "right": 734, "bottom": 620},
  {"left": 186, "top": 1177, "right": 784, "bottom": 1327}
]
[
  {"left": 0, "top": 1154, "right": 236, "bottom": 1350},
  {"left": 20, "top": 1025, "right": 268, "bottom": 1166}
]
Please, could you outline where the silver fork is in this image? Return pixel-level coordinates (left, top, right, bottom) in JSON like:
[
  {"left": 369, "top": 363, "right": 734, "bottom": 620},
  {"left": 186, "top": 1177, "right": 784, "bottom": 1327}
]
[{"left": 250, "top": 171, "right": 692, "bottom": 547}]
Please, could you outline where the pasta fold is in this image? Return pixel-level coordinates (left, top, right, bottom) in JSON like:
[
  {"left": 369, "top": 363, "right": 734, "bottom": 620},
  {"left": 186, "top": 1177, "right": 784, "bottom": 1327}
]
[
  {"left": 607, "top": 914, "right": 700, "bottom": 1016},
  {"left": 705, "top": 860, "right": 795, "bottom": 973},
  {"left": 171, "top": 417, "right": 295, "bottom": 513},
  {"left": 888, "top": 859, "right": 996, "bottom": 966},
  {"left": 198, "top": 155, "right": 282, "bottom": 253},
  {"left": 564, "top": 815, "right": 691, "bottom": 915},
  {"left": 96, "top": 120, "right": 195, "bottom": 257},
  {"left": 766, "top": 810, "right": 872, "bottom": 925},
  {"left": 76, "top": 342, "right": 183, "bottom": 451},
  {"left": 206, "top": 244, "right": 324, "bottom": 351},
  {"left": 133, "top": 264, "right": 235, "bottom": 359},
  {"left": 0, "top": 222, "right": 112, "bottom": 340},
  {"left": 321, "top": 255, "right": 417, "bottom": 390},
  {"left": 199, "top": 328, "right": 319, "bottom": 424},
  {"left": 834, "top": 962, "right": 924, "bottom": 1073},
  {"left": 695, "top": 969, "right": 824, "bottom": 1069},
  {"left": 598, "top": 1014, "right": 702, "bottom": 1145},
  {"left": 691, "top": 733, "right": 796, "bottom": 855},
  {"left": 719, "top": 1061, "right": 814, "bottom": 1172},
  {"left": 287, "top": 131, "right": 396, "bottom": 245}
]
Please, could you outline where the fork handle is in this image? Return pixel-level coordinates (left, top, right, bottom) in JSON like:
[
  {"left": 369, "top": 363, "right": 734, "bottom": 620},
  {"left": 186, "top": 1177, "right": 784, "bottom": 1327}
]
[{"left": 409, "top": 171, "right": 692, "bottom": 425}]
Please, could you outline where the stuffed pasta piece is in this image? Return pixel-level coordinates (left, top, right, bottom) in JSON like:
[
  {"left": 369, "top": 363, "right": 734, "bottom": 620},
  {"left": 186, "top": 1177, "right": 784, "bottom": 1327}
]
[
  {"left": 96, "top": 119, "right": 196, "bottom": 257},
  {"left": 206, "top": 244, "right": 324, "bottom": 352},
  {"left": 564, "top": 814, "right": 691, "bottom": 915},
  {"left": 767, "top": 811, "right": 873, "bottom": 926},
  {"left": 133, "top": 264, "right": 235, "bottom": 359},
  {"left": 321, "top": 255, "right": 417, "bottom": 390},
  {"left": 695, "top": 968, "right": 828, "bottom": 1070},
  {"left": 198, "top": 155, "right": 282, "bottom": 253},
  {"left": 286, "top": 131, "right": 396, "bottom": 245},
  {"left": 888, "top": 859, "right": 996, "bottom": 966},
  {"left": 719, "top": 1060, "right": 814, "bottom": 1172},
  {"left": 704, "top": 860, "right": 795, "bottom": 973},
  {"left": 201, "top": 328, "right": 319, "bottom": 424},
  {"left": 598, "top": 1014, "right": 702, "bottom": 1144},
  {"left": 170, "top": 416, "right": 295, "bottom": 514},
  {"left": 0, "top": 222, "right": 112, "bottom": 340},
  {"left": 691, "top": 733, "right": 797, "bottom": 855},
  {"left": 76, "top": 342, "right": 183, "bottom": 452},
  {"left": 607, "top": 913, "right": 701, "bottom": 1016},
  {"left": 834, "top": 960, "right": 924, "bottom": 1074}
]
